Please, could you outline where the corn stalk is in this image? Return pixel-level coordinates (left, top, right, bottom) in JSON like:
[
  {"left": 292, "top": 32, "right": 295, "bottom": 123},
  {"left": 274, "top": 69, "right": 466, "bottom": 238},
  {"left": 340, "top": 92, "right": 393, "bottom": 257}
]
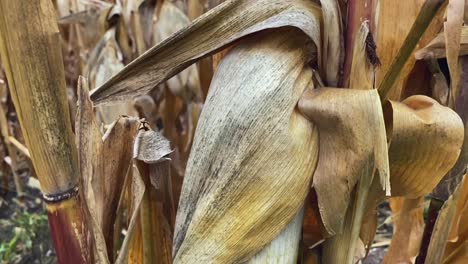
[{"left": 0, "top": 0, "right": 88, "bottom": 262}]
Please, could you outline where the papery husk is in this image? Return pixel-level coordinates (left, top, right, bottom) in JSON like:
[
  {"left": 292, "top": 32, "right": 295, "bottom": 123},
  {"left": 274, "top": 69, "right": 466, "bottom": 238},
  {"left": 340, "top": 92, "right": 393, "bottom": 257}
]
[
  {"left": 153, "top": 0, "right": 202, "bottom": 103},
  {"left": 382, "top": 96, "right": 464, "bottom": 198},
  {"left": 86, "top": 28, "right": 138, "bottom": 125},
  {"left": 425, "top": 175, "right": 467, "bottom": 264},
  {"left": 299, "top": 88, "right": 390, "bottom": 264},
  {"left": 90, "top": 0, "right": 322, "bottom": 105},
  {"left": 174, "top": 28, "right": 319, "bottom": 263},
  {"left": 383, "top": 197, "right": 425, "bottom": 264},
  {"left": 319, "top": 0, "right": 344, "bottom": 86}
]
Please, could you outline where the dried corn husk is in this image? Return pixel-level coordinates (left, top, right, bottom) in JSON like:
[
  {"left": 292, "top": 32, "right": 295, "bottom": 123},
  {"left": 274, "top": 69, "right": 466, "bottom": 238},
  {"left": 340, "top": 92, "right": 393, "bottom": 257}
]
[
  {"left": 383, "top": 96, "right": 464, "bottom": 198},
  {"left": 299, "top": 88, "right": 390, "bottom": 264},
  {"left": 416, "top": 26, "right": 468, "bottom": 60},
  {"left": 91, "top": 1, "right": 324, "bottom": 262}
]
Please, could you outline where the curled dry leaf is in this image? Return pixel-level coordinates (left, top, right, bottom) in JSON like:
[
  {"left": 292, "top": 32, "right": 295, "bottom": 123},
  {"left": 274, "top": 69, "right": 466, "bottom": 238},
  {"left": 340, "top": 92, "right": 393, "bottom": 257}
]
[
  {"left": 383, "top": 197, "right": 425, "bottom": 264},
  {"left": 90, "top": 0, "right": 322, "bottom": 105},
  {"left": 76, "top": 76, "right": 140, "bottom": 262},
  {"left": 383, "top": 95, "right": 464, "bottom": 198},
  {"left": 298, "top": 88, "right": 390, "bottom": 236},
  {"left": 173, "top": 28, "right": 319, "bottom": 263}
]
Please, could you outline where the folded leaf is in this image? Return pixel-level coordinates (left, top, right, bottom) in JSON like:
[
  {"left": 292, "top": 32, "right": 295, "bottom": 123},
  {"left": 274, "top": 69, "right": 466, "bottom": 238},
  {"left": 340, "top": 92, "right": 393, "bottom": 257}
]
[
  {"left": 383, "top": 95, "right": 464, "bottom": 198},
  {"left": 299, "top": 88, "right": 390, "bottom": 236},
  {"left": 90, "top": 0, "right": 322, "bottom": 105}
]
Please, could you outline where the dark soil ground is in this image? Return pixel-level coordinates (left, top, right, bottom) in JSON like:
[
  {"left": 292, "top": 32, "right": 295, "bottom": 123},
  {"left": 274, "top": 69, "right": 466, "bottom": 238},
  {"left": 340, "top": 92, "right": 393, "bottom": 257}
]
[{"left": 0, "top": 169, "right": 56, "bottom": 264}]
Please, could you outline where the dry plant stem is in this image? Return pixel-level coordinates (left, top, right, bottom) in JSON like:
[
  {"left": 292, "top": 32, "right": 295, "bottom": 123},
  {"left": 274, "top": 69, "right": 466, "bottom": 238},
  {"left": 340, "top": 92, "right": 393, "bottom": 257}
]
[
  {"left": 0, "top": 0, "right": 88, "bottom": 263},
  {"left": 378, "top": 0, "right": 446, "bottom": 100},
  {"left": 322, "top": 164, "right": 373, "bottom": 264},
  {"left": 415, "top": 198, "right": 444, "bottom": 264}
]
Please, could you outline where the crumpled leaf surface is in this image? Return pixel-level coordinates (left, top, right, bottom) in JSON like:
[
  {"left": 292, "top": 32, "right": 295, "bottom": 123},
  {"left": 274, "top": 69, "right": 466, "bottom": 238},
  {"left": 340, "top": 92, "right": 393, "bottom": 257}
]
[
  {"left": 299, "top": 88, "right": 390, "bottom": 236},
  {"left": 90, "top": 0, "right": 322, "bottom": 105}
]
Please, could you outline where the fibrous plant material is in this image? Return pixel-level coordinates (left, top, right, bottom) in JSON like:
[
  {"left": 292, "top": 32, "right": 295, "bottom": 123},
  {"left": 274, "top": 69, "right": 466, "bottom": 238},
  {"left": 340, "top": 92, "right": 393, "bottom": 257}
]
[{"left": 0, "top": 1, "right": 87, "bottom": 262}]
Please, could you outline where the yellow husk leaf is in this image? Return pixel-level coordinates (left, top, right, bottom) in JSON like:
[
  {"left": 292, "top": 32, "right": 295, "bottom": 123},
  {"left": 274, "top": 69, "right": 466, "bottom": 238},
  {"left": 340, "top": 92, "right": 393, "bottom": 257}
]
[
  {"left": 299, "top": 87, "right": 389, "bottom": 235},
  {"left": 173, "top": 28, "right": 319, "bottom": 263},
  {"left": 383, "top": 96, "right": 464, "bottom": 198},
  {"left": 383, "top": 197, "right": 425, "bottom": 264}
]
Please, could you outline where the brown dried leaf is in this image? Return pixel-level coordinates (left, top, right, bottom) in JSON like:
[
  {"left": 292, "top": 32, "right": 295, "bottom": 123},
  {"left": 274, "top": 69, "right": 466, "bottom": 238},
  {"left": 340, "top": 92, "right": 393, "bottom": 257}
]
[
  {"left": 76, "top": 76, "right": 140, "bottom": 261},
  {"left": 90, "top": 0, "right": 322, "bottom": 105},
  {"left": 383, "top": 197, "right": 425, "bottom": 264},
  {"left": 383, "top": 96, "right": 464, "bottom": 198},
  {"left": 299, "top": 88, "right": 390, "bottom": 236}
]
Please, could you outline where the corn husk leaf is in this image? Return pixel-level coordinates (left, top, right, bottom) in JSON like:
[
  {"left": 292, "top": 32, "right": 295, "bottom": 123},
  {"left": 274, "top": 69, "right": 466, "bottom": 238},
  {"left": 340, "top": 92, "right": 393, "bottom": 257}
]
[
  {"left": 376, "top": 0, "right": 446, "bottom": 100},
  {"left": 173, "top": 28, "right": 319, "bottom": 263},
  {"left": 299, "top": 88, "right": 389, "bottom": 236},
  {"left": 383, "top": 96, "right": 464, "bottom": 198},
  {"left": 299, "top": 88, "right": 390, "bottom": 264},
  {"left": 383, "top": 197, "right": 425, "bottom": 264},
  {"left": 90, "top": 0, "right": 322, "bottom": 105}
]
